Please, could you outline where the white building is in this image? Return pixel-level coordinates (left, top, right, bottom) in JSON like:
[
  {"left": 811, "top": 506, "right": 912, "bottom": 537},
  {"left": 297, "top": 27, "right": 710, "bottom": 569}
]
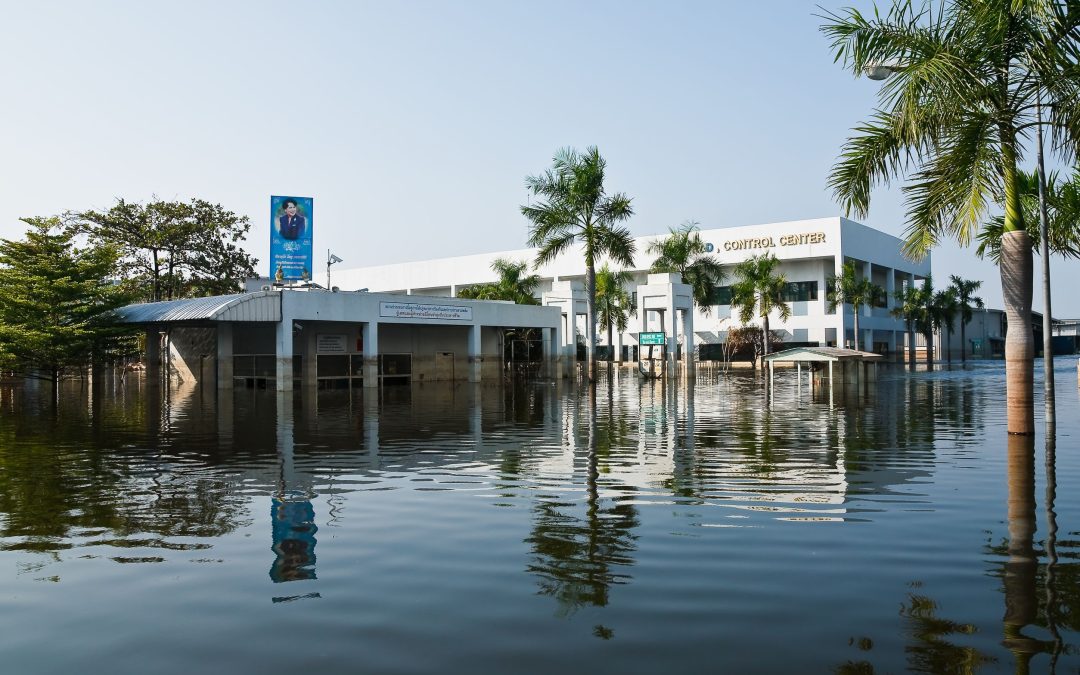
[{"left": 326, "top": 217, "right": 931, "bottom": 360}]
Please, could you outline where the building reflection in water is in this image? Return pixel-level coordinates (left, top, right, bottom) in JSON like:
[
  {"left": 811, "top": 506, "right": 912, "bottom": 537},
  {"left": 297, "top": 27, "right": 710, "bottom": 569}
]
[
  {"left": 270, "top": 494, "right": 318, "bottom": 583},
  {"left": 270, "top": 392, "right": 318, "bottom": 584}
]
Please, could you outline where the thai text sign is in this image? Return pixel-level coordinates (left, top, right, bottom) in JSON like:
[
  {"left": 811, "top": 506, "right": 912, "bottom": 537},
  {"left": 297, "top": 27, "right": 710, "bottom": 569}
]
[
  {"left": 380, "top": 302, "right": 473, "bottom": 321},
  {"left": 316, "top": 334, "right": 347, "bottom": 353},
  {"left": 639, "top": 331, "right": 666, "bottom": 346}
]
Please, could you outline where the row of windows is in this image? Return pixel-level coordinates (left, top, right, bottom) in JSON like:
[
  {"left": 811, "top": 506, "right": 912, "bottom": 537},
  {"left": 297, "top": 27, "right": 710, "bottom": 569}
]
[{"left": 707, "top": 281, "right": 820, "bottom": 305}]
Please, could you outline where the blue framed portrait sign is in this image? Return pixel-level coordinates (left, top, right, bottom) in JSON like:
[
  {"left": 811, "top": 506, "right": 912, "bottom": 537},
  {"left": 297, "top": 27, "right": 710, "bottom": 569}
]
[{"left": 269, "top": 195, "right": 314, "bottom": 281}]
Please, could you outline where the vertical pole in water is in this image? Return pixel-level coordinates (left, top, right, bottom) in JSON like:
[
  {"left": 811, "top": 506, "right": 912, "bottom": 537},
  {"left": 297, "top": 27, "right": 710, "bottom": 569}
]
[{"left": 828, "top": 361, "right": 834, "bottom": 408}]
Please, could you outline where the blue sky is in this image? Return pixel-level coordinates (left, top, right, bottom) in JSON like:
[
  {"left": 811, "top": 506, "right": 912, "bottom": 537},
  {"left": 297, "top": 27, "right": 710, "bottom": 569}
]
[{"left": 3, "top": 0, "right": 1078, "bottom": 315}]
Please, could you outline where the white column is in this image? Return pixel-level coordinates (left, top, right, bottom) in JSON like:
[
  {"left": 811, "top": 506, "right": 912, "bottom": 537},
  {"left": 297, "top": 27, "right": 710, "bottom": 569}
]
[
  {"left": 275, "top": 320, "right": 293, "bottom": 391},
  {"left": 834, "top": 255, "right": 846, "bottom": 347},
  {"left": 363, "top": 321, "right": 379, "bottom": 388},
  {"left": 543, "top": 327, "right": 555, "bottom": 379},
  {"left": 468, "top": 324, "right": 482, "bottom": 382},
  {"left": 862, "top": 261, "right": 873, "bottom": 351},
  {"left": 216, "top": 323, "right": 233, "bottom": 389},
  {"left": 668, "top": 303, "right": 678, "bottom": 372},
  {"left": 450, "top": 284, "right": 458, "bottom": 298},
  {"left": 683, "top": 308, "right": 696, "bottom": 377},
  {"left": 614, "top": 329, "right": 623, "bottom": 363},
  {"left": 907, "top": 273, "right": 917, "bottom": 363}
]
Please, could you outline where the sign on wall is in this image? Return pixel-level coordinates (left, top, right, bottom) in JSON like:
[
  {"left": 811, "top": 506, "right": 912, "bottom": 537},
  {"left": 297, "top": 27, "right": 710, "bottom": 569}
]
[
  {"left": 316, "top": 334, "right": 347, "bottom": 353},
  {"left": 270, "top": 195, "right": 314, "bottom": 281},
  {"left": 380, "top": 302, "right": 473, "bottom": 321}
]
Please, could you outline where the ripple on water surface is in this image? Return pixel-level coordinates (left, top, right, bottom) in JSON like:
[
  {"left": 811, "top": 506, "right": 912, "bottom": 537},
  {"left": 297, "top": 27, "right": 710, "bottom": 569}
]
[{"left": 0, "top": 362, "right": 1077, "bottom": 673}]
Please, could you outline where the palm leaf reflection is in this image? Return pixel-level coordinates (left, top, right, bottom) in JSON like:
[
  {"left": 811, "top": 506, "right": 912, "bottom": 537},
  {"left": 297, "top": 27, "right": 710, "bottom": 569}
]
[{"left": 525, "top": 389, "right": 639, "bottom": 618}]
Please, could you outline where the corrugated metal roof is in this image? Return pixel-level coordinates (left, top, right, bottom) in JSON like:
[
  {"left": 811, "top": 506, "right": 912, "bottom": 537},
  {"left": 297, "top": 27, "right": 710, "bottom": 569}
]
[
  {"left": 115, "top": 291, "right": 280, "bottom": 323},
  {"left": 763, "top": 346, "right": 884, "bottom": 363}
]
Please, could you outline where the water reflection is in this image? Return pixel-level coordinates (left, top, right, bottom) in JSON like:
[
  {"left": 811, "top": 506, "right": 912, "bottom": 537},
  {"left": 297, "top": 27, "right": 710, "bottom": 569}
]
[
  {"left": 525, "top": 386, "right": 639, "bottom": 622},
  {"left": 1, "top": 364, "right": 1079, "bottom": 673}
]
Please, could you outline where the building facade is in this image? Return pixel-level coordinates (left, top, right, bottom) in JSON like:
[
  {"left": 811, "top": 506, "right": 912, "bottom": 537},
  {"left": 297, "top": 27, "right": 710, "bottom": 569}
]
[{"left": 327, "top": 217, "right": 932, "bottom": 359}]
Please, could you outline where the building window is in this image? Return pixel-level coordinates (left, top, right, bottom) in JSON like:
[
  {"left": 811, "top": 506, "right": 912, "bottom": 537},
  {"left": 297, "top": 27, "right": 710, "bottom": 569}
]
[
  {"left": 708, "top": 285, "right": 733, "bottom": 305},
  {"left": 782, "top": 281, "right": 819, "bottom": 302}
]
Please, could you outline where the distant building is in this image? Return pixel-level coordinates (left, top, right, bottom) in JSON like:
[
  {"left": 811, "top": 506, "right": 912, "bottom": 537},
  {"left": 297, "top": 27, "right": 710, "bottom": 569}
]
[{"left": 328, "top": 217, "right": 932, "bottom": 360}]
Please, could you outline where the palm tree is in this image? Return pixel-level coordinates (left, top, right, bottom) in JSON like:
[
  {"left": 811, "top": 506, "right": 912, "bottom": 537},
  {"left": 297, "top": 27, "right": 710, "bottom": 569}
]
[
  {"left": 827, "top": 260, "right": 885, "bottom": 351},
  {"left": 916, "top": 276, "right": 940, "bottom": 371},
  {"left": 934, "top": 288, "right": 960, "bottom": 366},
  {"left": 821, "top": 1, "right": 1080, "bottom": 434},
  {"left": 975, "top": 169, "right": 1080, "bottom": 262},
  {"left": 457, "top": 258, "right": 540, "bottom": 304},
  {"left": 730, "top": 253, "right": 791, "bottom": 357},
  {"left": 948, "top": 275, "right": 984, "bottom": 364},
  {"left": 891, "top": 284, "right": 924, "bottom": 371},
  {"left": 594, "top": 265, "right": 635, "bottom": 362},
  {"left": 647, "top": 221, "right": 725, "bottom": 314},
  {"left": 522, "top": 147, "right": 636, "bottom": 381}
]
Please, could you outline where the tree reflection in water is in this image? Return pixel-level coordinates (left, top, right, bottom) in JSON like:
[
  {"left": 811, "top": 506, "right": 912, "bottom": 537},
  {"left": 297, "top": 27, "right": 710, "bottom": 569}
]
[{"left": 525, "top": 385, "right": 639, "bottom": 626}]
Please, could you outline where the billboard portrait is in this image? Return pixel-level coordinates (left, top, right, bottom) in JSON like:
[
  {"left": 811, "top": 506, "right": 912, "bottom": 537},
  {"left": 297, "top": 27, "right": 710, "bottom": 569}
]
[{"left": 269, "top": 195, "right": 314, "bottom": 282}]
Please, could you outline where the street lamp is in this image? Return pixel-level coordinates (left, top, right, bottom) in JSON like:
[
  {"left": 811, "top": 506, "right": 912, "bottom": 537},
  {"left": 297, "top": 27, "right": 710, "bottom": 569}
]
[{"left": 327, "top": 251, "right": 343, "bottom": 290}]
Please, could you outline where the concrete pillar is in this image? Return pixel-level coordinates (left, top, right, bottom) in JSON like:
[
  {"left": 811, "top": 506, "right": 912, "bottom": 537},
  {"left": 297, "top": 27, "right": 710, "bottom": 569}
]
[
  {"left": 450, "top": 284, "right": 458, "bottom": 298},
  {"left": 833, "top": 255, "right": 846, "bottom": 347},
  {"left": 301, "top": 327, "right": 316, "bottom": 387},
  {"left": 668, "top": 303, "right": 678, "bottom": 372},
  {"left": 363, "top": 321, "right": 379, "bottom": 388},
  {"left": 683, "top": 308, "right": 696, "bottom": 377},
  {"left": 863, "top": 261, "right": 873, "bottom": 351},
  {"left": 146, "top": 327, "right": 161, "bottom": 379},
  {"left": 468, "top": 324, "right": 482, "bottom": 383},
  {"left": 275, "top": 320, "right": 294, "bottom": 391},
  {"left": 543, "top": 327, "right": 556, "bottom": 379},
  {"left": 614, "top": 329, "right": 623, "bottom": 363},
  {"left": 216, "top": 323, "right": 233, "bottom": 389},
  {"left": 907, "top": 273, "right": 917, "bottom": 365}
]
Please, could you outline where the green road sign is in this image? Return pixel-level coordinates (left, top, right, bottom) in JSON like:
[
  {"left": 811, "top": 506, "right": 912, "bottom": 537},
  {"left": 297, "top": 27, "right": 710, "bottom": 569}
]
[{"left": 639, "top": 331, "right": 666, "bottom": 346}]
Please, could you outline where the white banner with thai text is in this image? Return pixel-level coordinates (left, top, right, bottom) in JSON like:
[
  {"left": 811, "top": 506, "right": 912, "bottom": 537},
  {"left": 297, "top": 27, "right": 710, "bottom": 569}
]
[{"left": 380, "top": 302, "right": 473, "bottom": 321}]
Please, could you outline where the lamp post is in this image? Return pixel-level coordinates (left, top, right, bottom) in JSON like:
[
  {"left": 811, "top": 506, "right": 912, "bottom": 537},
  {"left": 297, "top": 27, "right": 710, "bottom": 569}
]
[
  {"left": 327, "top": 251, "right": 343, "bottom": 290},
  {"left": 1033, "top": 90, "right": 1055, "bottom": 423}
]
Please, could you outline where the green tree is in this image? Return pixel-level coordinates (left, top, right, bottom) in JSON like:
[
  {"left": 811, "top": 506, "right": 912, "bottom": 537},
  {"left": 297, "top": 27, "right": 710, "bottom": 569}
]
[
  {"left": 976, "top": 168, "right": 1080, "bottom": 262},
  {"left": 594, "top": 264, "right": 635, "bottom": 361},
  {"left": 948, "top": 275, "right": 984, "bottom": 364},
  {"left": 731, "top": 253, "right": 791, "bottom": 357},
  {"left": 522, "top": 147, "right": 636, "bottom": 381},
  {"left": 934, "top": 287, "right": 960, "bottom": 365},
  {"left": 827, "top": 261, "right": 885, "bottom": 351},
  {"left": 647, "top": 221, "right": 725, "bottom": 314},
  {"left": 891, "top": 284, "right": 924, "bottom": 371},
  {"left": 74, "top": 198, "right": 258, "bottom": 302},
  {"left": 822, "top": 1, "right": 1080, "bottom": 434},
  {"left": 457, "top": 258, "right": 540, "bottom": 304},
  {"left": 0, "top": 218, "right": 136, "bottom": 385}
]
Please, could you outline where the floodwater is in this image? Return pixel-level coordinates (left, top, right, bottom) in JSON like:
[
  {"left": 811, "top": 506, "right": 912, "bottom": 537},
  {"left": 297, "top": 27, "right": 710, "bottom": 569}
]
[{"left": 1, "top": 362, "right": 1078, "bottom": 674}]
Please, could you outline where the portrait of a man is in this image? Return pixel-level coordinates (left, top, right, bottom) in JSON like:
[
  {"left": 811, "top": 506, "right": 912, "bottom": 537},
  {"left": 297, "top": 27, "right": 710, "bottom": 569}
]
[{"left": 278, "top": 198, "right": 306, "bottom": 240}]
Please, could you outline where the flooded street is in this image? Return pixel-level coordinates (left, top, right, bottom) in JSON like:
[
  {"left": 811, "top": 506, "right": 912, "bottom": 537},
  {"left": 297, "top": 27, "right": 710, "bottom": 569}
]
[{"left": 1, "top": 362, "right": 1078, "bottom": 673}]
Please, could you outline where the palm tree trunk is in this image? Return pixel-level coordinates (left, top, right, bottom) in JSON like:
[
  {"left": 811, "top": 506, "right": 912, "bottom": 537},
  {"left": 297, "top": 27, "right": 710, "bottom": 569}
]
[
  {"left": 925, "top": 327, "right": 934, "bottom": 371},
  {"left": 762, "top": 313, "right": 771, "bottom": 357},
  {"left": 1001, "top": 230, "right": 1035, "bottom": 434},
  {"left": 852, "top": 303, "right": 860, "bottom": 351},
  {"left": 908, "top": 320, "right": 916, "bottom": 372},
  {"left": 607, "top": 323, "right": 614, "bottom": 364},
  {"left": 945, "top": 327, "right": 953, "bottom": 366},
  {"left": 585, "top": 263, "right": 597, "bottom": 382},
  {"left": 960, "top": 320, "right": 968, "bottom": 364}
]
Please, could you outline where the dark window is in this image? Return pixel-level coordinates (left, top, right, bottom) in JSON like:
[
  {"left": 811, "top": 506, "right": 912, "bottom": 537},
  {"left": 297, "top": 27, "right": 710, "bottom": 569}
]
[
  {"left": 782, "top": 281, "right": 819, "bottom": 302},
  {"left": 708, "top": 285, "right": 733, "bottom": 305}
]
